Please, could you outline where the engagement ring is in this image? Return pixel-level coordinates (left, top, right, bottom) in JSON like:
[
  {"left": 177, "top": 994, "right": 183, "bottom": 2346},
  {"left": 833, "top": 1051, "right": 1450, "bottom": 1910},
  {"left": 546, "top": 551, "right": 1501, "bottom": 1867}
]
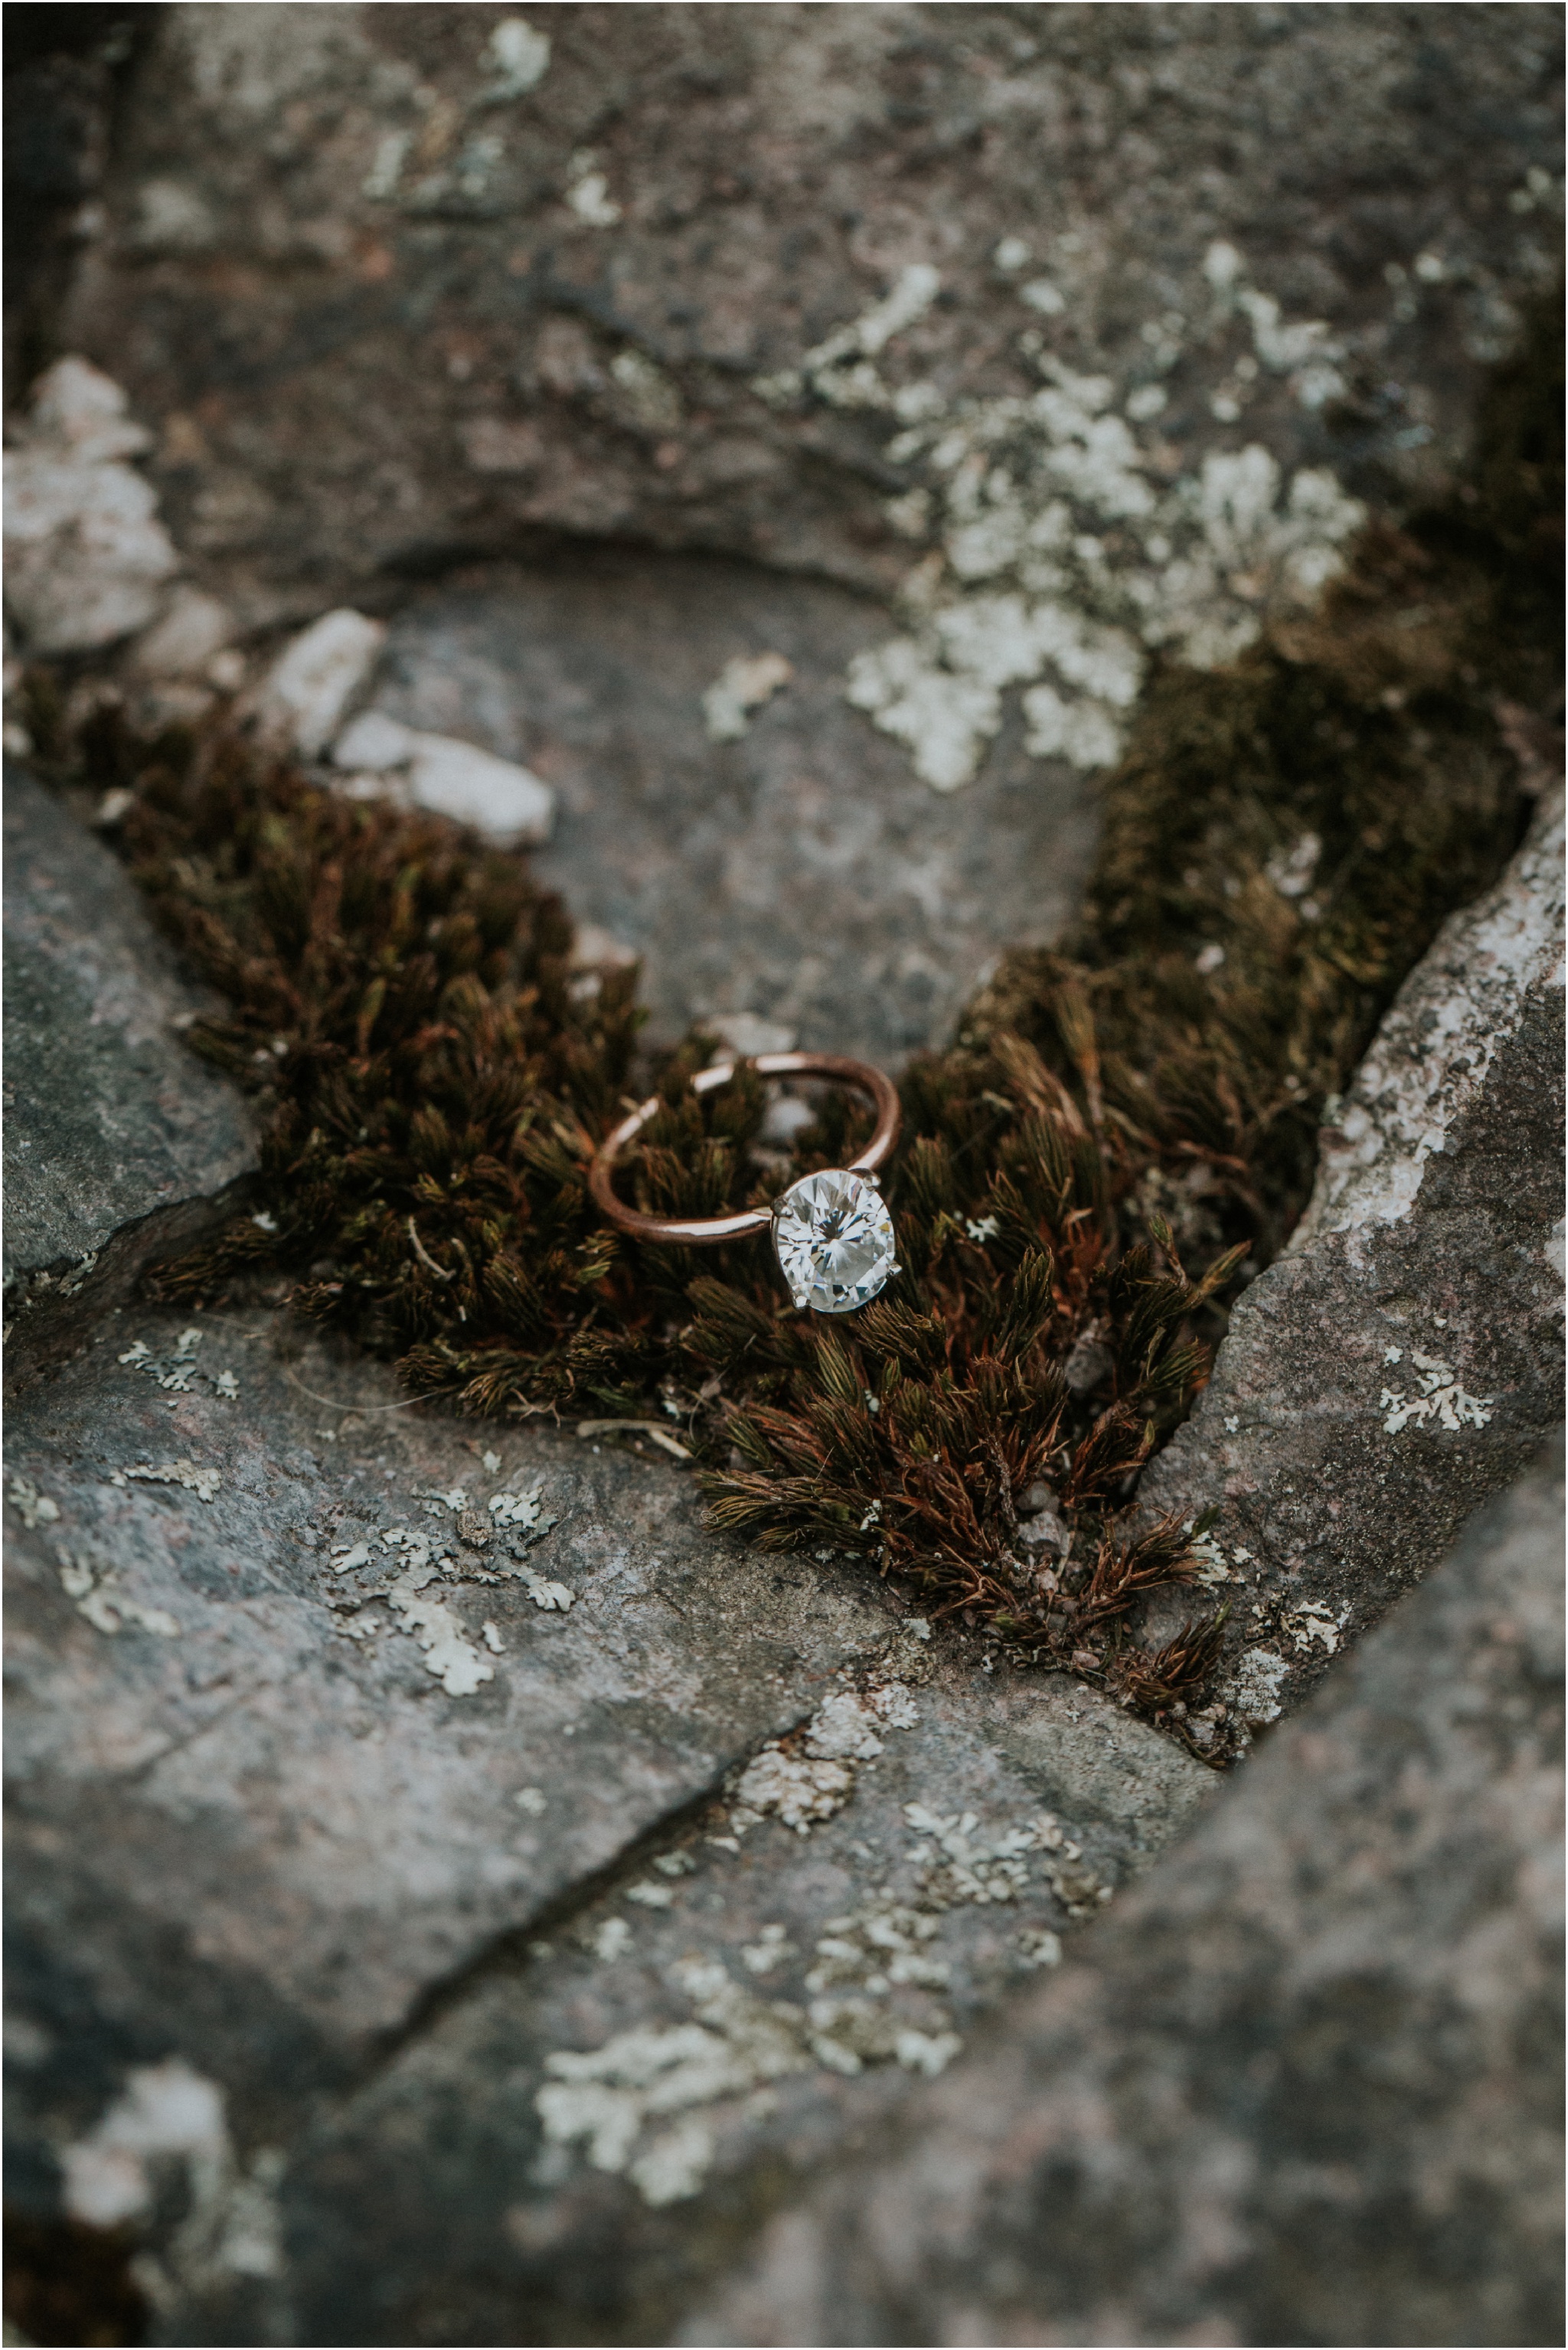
[{"left": 589, "top": 1052, "right": 901, "bottom": 1315}]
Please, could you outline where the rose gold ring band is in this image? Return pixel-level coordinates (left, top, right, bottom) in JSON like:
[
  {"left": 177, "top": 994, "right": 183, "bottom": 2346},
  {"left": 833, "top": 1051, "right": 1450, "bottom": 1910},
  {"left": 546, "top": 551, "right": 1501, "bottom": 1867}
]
[{"left": 588, "top": 1052, "right": 901, "bottom": 1247}]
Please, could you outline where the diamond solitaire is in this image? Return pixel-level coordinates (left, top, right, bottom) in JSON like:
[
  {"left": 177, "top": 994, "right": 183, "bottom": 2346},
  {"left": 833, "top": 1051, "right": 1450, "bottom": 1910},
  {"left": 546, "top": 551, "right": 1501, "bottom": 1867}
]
[
  {"left": 773, "top": 1169, "right": 899, "bottom": 1315},
  {"left": 589, "top": 1051, "right": 902, "bottom": 1314}
]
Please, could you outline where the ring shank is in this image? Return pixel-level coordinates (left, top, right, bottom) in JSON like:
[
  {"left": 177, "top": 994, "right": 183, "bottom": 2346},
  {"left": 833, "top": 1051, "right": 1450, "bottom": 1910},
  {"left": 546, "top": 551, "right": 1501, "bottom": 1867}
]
[{"left": 588, "top": 1052, "right": 900, "bottom": 1246}]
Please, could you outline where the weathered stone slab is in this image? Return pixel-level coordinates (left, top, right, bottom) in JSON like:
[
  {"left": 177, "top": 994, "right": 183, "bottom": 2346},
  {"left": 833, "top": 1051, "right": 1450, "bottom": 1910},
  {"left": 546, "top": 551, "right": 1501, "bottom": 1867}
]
[
  {"left": 372, "top": 551, "right": 1099, "bottom": 1060},
  {"left": 2, "top": 764, "right": 258, "bottom": 1373},
  {"left": 5, "top": 1317, "right": 896, "bottom": 2077},
  {"left": 1132, "top": 796, "right": 1565, "bottom": 1741},
  {"left": 60, "top": 4, "right": 1560, "bottom": 639},
  {"left": 5, "top": 1307, "right": 1215, "bottom": 2344},
  {"left": 684, "top": 1443, "right": 1565, "bottom": 2350},
  {"left": 239, "top": 1682, "right": 1208, "bottom": 2348}
]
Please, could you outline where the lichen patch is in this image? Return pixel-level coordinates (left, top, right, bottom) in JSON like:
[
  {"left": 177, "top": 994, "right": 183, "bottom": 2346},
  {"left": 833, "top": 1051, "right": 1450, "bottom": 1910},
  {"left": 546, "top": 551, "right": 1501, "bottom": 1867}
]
[
  {"left": 730, "top": 1684, "right": 916, "bottom": 1834},
  {"left": 118, "top": 1325, "right": 240, "bottom": 1404},
  {"left": 386, "top": 1561, "right": 494, "bottom": 1697},
  {"left": 701, "top": 652, "right": 793, "bottom": 742},
  {"left": 55, "top": 1547, "right": 181, "bottom": 1638},
  {"left": 121, "top": 1459, "right": 222, "bottom": 1503},
  {"left": 8, "top": 1476, "right": 60, "bottom": 1531},
  {"left": 60, "top": 2060, "right": 283, "bottom": 2312},
  {"left": 758, "top": 248, "right": 1367, "bottom": 792},
  {"left": 1227, "top": 1646, "right": 1289, "bottom": 1727},
  {"left": 1380, "top": 1352, "right": 1495, "bottom": 1435}
]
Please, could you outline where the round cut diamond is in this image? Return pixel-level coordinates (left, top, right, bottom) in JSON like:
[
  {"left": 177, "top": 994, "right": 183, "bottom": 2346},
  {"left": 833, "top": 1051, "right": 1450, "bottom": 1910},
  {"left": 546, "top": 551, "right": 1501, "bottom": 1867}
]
[{"left": 773, "top": 1170, "right": 898, "bottom": 1315}]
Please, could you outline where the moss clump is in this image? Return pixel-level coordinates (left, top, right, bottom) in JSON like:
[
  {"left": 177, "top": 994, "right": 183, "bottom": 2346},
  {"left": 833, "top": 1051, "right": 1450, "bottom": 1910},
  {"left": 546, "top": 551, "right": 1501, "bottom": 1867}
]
[{"left": 26, "top": 292, "right": 1557, "bottom": 1747}]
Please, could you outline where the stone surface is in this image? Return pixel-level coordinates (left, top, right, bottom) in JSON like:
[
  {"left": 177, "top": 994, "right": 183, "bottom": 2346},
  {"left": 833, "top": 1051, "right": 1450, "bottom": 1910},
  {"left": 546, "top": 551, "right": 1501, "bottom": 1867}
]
[
  {"left": 2, "top": 13, "right": 1562, "bottom": 2341},
  {"left": 59, "top": 5, "right": 1560, "bottom": 630},
  {"left": 4, "top": 1306, "right": 1214, "bottom": 2344},
  {"left": 370, "top": 551, "right": 1099, "bottom": 1059},
  {"left": 1129, "top": 794, "right": 1565, "bottom": 1737},
  {"left": 2, "top": 7, "right": 151, "bottom": 406},
  {"left": 686, "top": 1442, "right": 1565, "bottom": 2350},
  {"left": 2, "top": 763, "right": 259, "bottom": 1369},
  {"left": 45, "top": 5, "right": 1561, "bottom": 806},
  {"left": 1, "top": 673, "right": 1559, "bottom": 2350}
]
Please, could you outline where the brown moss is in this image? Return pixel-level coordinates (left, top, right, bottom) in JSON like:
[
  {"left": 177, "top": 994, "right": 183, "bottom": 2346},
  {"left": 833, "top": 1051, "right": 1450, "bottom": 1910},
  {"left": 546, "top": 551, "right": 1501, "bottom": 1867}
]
[
  {"left": 3, "top": 2211, "right": 146, "bottom": 2347},
  {"left": 24, "top": 289, "right": 1558, "bottom": 1750}
]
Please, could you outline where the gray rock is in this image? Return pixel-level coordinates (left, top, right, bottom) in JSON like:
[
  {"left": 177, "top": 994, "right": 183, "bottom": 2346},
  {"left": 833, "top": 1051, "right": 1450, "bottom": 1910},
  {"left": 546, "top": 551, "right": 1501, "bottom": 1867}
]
[
  {"left": 59, "top": 5, "right": 1560, "bottom": 636},
  {"left": 684, "top": 1441, "right": 1566, "bottom": 2350},
  {"left": 2, "top": 16, "right": 1560, "bottom": 2335},
  {"left": 44, "top": 5, "right": 1558, "bottom": 830},
  {"left": 371, "top": 553, "right": 1099, "bottom": 1059},
  {"left": 5, "top": 1320, "right": 894, "bottom": 2088},
  {"left": 3, "top": 1308, "right": 1214, "bottom": 2345},
  {"left": 244, "top": 1655, "right": 1212, "bottom": 2349},
  {"left": 1132, "top": 797, "right": 1565, "bottom": 1741},
  {"left": 2, "top": 764, "right": 258, "bottom": 1374}
]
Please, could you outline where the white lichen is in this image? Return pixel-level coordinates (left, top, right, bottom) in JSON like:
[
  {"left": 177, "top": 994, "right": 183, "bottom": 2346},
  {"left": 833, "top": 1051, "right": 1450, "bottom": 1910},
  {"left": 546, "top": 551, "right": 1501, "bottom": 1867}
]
[
  {"left": 592, "top": 1917, "right": 632, "bottom": 1962},
  {"left": 730, "top": 1746, "right": 853, "bottom": 1835},
  {"left": 488, "top": 1478, "right": 546, "bottom": 1529},
  {"left": 384, "top": 1544, "right": 493, "bottom": 1695},
  {"left": 730, "top": 1685, "right": 914, "bottom": 1833},
  {"left": 1380, "top": 1351, "right": 1495, "bottom": 1435},
  {"left": 537, "top": 1953, "right": 810, "bottom": 2201},
  {"left": 60, "top": 2061, "right": 283, "bottom": 2307},
  {"left": 57, "top": 1250, "right": 100, "bottom": 1298},
  {"left": 8, "top": 1477, "right": 60, "bottom": 1531},
  {"left": 1283, "top": 1601, "right": 1350, "bottom": 1656},
  {"left": 625, "top": 1879, "right": 675, "bottom": 1910},
  {"left": 565, "top": 150, "right": 622, "bottom": 227},
  {"left": 1189, "top": 1533, "right": 1234, "bottom": 1587},
  {"left": 756, "top": 247, "right": 1367, "bottom": 792},
  {"left": 124, "top": 1459, "right": 222, "bottom": 1503},
  {"left": 740, "top": 1924, "right": 795, "bottom": 1976},
  {"left": 514, "top": 1566, "right": 574, "bottom": 1612},
  {"left": 1227, "top": 1646, "right": 1290, "bottom": 1726},
  {"left": 903, "top": 1802, "right": 1075, "bottom": 1907},
  {"left": 701, "top": 652, "right": 794, "bottom": 742},
  {"left": 804, "top": 1690, "right": 885, "bottom": 1762},
  {"left": 4, "top": 358, "right": 179, "bottom": 654},
  {"left": 56, "top": 1548, "right": 181, "bottom": 1638},
  {"left": 541, "top": 1774, "right": 1096, "bottom": 2205},
  {"left": 480, "top": 15, "right": 550, "bottom": 101},
  {"left": 117, "top": 1325, "right": 239, "bottom": 1405},
  {"left": 867, "top": 1682, "right": 919, "bottom": 1730}
]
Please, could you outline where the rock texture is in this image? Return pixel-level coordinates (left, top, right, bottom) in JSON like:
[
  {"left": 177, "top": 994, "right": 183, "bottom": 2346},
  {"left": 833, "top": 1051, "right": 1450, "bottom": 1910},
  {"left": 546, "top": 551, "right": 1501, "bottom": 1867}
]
[
  {"left": 57, "top": 4, "right": 1561, "bottom": 635},
  {"left": 1132, "top": 794, "right": 1565, "bottom": 1737},
  {"left": 5, "top": 1308, "right": 1214, "bottom": 2345},
  {"left": 2, "top": 763, "right": 258, "bottom": 1374},
  {"left": 1, "top": 718, "right": 1560, "bottom": 2350},
  {"left": 371, "top": 551, "right": 1099, "bottom": 1058},
  {"left": 2, "top": 13, "right": 1562, "bottom": 2342},
  {"left": 684, "top": 1443, "right": 1566, "bottom": 2350}
]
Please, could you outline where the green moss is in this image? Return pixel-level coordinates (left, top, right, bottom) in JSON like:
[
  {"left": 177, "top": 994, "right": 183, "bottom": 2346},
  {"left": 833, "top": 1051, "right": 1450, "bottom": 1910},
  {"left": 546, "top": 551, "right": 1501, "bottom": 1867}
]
[{"left": 28, "top": 289, "right": 1558, "bottom": 1751}]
